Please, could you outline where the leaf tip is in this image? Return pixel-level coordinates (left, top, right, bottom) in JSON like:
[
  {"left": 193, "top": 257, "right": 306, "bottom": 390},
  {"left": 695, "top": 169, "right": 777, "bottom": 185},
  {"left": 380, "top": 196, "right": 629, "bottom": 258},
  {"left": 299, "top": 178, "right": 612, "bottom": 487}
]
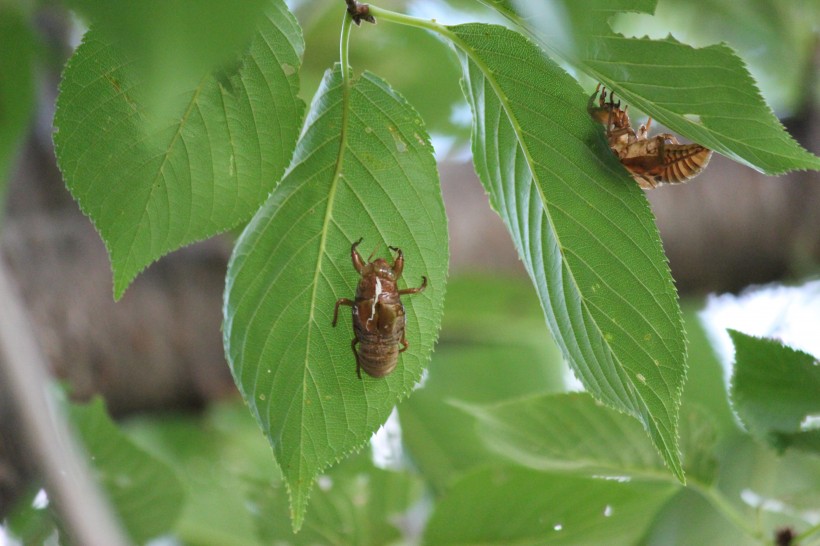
[
  {"left": 655, "top": 421, "right": 686, "bottom": 484},
  {"left": 112, "top": 281, "right": 128, "bottom": 302},
  {"left": 112, "top": 264, "right": 139, "bottom": 301},
  {"left": 285, "top": 472, "right": 315, "bottom": 533},
  {"left": 670, "top": 458, "right": 686, "bottom": 485}
]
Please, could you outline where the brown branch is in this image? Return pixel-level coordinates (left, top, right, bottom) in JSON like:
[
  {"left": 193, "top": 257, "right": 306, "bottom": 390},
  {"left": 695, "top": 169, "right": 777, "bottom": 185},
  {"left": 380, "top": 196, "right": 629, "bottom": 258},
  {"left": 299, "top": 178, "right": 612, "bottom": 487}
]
[
  {"left": 0, "top": 257, "right": 129, "bottom": 546},
  {"left": 344, "top": 0, "right": 376, "bottom": 25}
]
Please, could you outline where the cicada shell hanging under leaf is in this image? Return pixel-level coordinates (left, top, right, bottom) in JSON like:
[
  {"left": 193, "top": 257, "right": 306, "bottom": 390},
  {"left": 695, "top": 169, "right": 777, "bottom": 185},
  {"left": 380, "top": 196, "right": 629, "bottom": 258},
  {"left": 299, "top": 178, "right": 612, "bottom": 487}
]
[{"left": 588, "top": 84, "right": 712, "bottom": 188}]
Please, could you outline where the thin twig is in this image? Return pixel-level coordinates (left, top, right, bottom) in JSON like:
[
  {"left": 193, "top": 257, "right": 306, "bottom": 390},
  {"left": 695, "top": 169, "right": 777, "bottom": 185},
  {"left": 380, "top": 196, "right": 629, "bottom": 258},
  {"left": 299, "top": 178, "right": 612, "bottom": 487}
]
[{"left": 0, "top": 256, "right": 129, "bottom": 546}]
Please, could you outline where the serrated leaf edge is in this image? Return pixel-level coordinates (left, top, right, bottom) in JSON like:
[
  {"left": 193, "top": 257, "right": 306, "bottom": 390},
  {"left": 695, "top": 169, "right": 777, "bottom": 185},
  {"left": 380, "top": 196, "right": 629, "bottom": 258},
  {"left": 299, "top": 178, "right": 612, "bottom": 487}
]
[{"left": 441, "top": 22, "right": 685, "bottom": 481}]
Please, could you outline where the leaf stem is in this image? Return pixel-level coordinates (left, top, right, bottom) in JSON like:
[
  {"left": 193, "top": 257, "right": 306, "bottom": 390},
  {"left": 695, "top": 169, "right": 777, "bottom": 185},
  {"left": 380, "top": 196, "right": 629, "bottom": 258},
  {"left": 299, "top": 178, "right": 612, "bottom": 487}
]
[
  {"left": 795, "top": 521, "right": 820, "bottom": 544},
  {"left": 363, "top": 6, "right": 492, "bottom": 114},
  {"left": 686, "top": 481, "right": 762, "bottom": 540},
  {"left": 367, "top": 4, "right": 522, "bottom": 120},
  {"left": 366, "top": 5, "right": 448, "bottom": 35},
  {"left": 339, "top": 8, "right": 354, "bottom": 84}
]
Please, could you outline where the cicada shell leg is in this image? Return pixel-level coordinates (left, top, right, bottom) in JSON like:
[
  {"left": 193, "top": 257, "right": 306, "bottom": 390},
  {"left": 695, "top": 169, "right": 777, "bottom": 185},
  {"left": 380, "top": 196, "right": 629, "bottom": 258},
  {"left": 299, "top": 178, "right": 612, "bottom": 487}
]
[
  {"left": 351, "top": 237, "right": 366, "bottom": 273},
  {"left": 587, "top": 83, "right": 602, "bottom": 115},
  {"left": 632, "top": 173, "right": 658, "bottom": 190},
  {"left": 332, "top": 298, "right": 355, "bottom": 326},
  {"left": 388, "top": 245, "right": 404, "bottom": 278},
  {"left": 398, "top": 276, "right": 427, "bottom": 296},
  {"left": 638, "top": 117, "right": 653, "bottom": 140}
]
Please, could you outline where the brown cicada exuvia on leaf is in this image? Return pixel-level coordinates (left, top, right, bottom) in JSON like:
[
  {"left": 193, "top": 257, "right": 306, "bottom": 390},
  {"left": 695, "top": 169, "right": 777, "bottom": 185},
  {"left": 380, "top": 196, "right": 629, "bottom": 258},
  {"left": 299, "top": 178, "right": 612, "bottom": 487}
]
[
  {"left": 332, "top": 238, "right": 427, "bottom": 379},
  {"left": 588, "top": 84, "right": 713, "bottom": 188}
]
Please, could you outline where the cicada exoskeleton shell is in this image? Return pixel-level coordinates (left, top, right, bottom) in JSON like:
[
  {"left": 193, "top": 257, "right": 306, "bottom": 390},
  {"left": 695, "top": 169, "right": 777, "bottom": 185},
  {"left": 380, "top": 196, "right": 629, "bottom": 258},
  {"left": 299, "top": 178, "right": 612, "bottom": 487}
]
[
  {"left": 588, "top": 84, "right": 713, "bottom": 188},
  {"left": 332, "top": 238, "right": 427, "bottom": 379}
]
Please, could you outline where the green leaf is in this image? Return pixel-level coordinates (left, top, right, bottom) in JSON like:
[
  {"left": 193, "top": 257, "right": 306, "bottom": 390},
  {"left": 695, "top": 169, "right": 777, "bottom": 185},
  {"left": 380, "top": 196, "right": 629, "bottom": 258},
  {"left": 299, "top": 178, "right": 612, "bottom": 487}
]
[
  {"left": 5, "top": 489, "right": 61, "bottom": 545},
  {"left": 676, "top": 404, "right": 718, "bottom": 486},
  {"left": 251, "top": 453, "right": 425, "bottom": 545},
  {"left": 510, "top": 0, "right": 820, "bottom": 174},
  {"left": 223, "top": 65, "right": 448, "bottom": 530},
  {"left": 458, "top": 393, "right": 720, "bottom": 486},
  {"left": 662, "top": 433, "right": 820, "bottom": 543},
  {"left": 126, "top": 404, "right": 280, "bottom": 545},
  {"left": 0, "top": 7, "right": 36, "bottom": 209},
  {"left": 457, "top": 393, "right": 668, "bottom": 476},
  {"left": 729, "top": 330, "right": 820, "bottom": 454},
  {"left": 643, "top": 488, "right": 755, "bottom": 546},
  {"left": 69, "top": 398, "right": 185, "bottom": 543},
  {"left": 399, "top": 342, "right": 559, "bottom": 492},
  {"left": 450, "top": 22, "right": 686, "bottom": 479},
  {"left": 125, "top": 402, "right": 425, "bottom": 545},
  {"left": 62, "top": 0, "right": 270, "bottom": 113},
  {"left": 611, "top": 0, "right": 819, "bottom": 113},
  {"left": 424, "top": 466, "right": 677, "bottom": 545},
  {"left": 53, "top": 0, "right": 304, "bottom": 298},
  {"left": 399, "top": 276, "right": 567, "bottom": 491},
  {"left": 680, "top": 303, "right": 737, "bottom": 434}
]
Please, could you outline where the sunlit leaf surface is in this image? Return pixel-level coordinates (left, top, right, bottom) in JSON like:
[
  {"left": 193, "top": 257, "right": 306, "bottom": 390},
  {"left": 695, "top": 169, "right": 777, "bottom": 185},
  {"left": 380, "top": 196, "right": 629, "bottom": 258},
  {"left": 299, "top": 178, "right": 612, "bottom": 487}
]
[
  {"left": 223, "top": 65, "right": 447, "bottom": 529},
  {"left": 424, "top": 466, "right": 676, "bottom": 545},
  {"left": 730, "top": 330, "right": 820, "bottom": 454},
  {"left": 54, "top": 0, "right": 304, "bottom": 298}
]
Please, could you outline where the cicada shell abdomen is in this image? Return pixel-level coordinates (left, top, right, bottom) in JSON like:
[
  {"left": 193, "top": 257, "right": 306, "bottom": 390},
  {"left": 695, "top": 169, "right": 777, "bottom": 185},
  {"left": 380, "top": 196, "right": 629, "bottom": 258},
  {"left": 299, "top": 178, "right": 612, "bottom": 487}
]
[
  {"left": 354, "top": 305, "right": 405, "bottom": 378},
  {"left": 658, "top": 143, "right": 712, "bottom": 185},
  {"left": 625, "top": 142, "right": 713, "bottom": 189},
  {"left": 350, "top": 282, "right": 406, "bottom": 378}
]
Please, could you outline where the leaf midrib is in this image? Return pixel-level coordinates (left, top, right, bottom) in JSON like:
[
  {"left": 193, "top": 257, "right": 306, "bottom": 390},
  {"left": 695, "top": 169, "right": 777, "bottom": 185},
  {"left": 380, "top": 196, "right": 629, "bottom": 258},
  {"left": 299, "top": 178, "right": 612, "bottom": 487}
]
[
  {"left": 113, "top": 75, "right": 209, "bottom": 296},
  {"left": 299, "top": 68, "right": 350, "bottom": 478}
]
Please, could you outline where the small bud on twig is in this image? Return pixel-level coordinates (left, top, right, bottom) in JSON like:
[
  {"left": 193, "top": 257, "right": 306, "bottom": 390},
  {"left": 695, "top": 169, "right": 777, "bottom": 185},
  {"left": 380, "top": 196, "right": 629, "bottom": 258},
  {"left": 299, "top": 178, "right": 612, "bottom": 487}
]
[{"left": 345, "top": 0, "right": 376, "bottom": 25}]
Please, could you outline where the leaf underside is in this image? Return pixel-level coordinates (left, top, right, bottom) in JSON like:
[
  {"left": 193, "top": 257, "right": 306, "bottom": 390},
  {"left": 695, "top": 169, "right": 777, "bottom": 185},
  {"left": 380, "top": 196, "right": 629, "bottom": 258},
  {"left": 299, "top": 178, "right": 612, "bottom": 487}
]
[
  {"left": 512, "top": 0, "right": 820, "bottom": 174},
  {"left": 580, "top": 36, "right": 819, "bottom": 174},
  {"left": 424, "top": 466, "right": 677, "bottom": 546},
  {"left": 53, "top": 0, "right": 305, "bottom": 298},
  {"left": 223, "top": 65, "right": 448, "bottom": 530},
  {"left": 455, "top": 393, "right": 666, "bottom": 475},
  {"left": 70, "top": 398, "right": 184, "bottom": 542},
  {"left": 730, "top": 330, "right": 820, "bottom": 454},
  {"left": 451, "top": 22, "right": 686, "bottom": 479},
  {"left": 456, "top": 392, "right": 720, "bottom": 485}
]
